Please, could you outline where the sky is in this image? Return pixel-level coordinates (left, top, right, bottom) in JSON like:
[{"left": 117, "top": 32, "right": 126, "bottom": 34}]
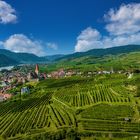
[{"left": 0, "top": 0, "right": 140, "bottom": 56}]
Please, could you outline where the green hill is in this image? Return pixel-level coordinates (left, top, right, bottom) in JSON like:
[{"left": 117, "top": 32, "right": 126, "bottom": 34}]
[
  {"left": 0, "top": 54, "right": 18, "bottom": 67},
  {"left": 48, "top": 45, "right": 140, "bottom": 72},
  {"left": 43, "top": 54, "right": 65, "bottom": 61},
  {"left": 0, "top": 49, "right": 63, "bottom": 67},
  {"left": 1, "top": 44, "right": 140, "bottom": 68},
  {"left": 56, "top": 45, "right": 140, "bottom": 61},
  {"left": 0, "top": 49, "right": 46, "bottom": 63}
]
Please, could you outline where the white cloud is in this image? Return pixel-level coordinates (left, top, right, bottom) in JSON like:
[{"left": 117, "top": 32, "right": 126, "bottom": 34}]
[
  {"left": 75, "top": 27, "right": 140, "bottom": 52},
  {"left": 1, "top": 34, "right": 47, "bottom": 56},
  {"left": 75, "top": 3, "right": 140, "bottom": 52},
  {"left": 1, "top": 34, "right": 58, "bottom": 56},
  {"left": 103, "top": 33, "right": 140, "bottom": 48},
  {"left": 0, "top": 0, "right": 17, "bottom": 24},
  {"left": 104, "top": 3, "right": 140, "bottom": 35},
  {"left": 75, "top": 27, "right": 103, "bottom": 52},
  {"left": 46, "top": 42, "right": 58, "bottom": 50},
  {"left": 77, "top": 27, "right": 101, "bottom": 41}
]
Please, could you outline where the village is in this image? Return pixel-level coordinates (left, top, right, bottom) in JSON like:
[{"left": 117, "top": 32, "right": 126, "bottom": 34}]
[{"left": 0, "top": 64, "right": 134, "bottom": 102}]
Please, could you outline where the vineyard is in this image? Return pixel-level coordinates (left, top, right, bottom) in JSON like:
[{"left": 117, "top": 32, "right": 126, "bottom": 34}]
[
  {"left": 54, "top": 84, "right": 132, "bottom": 108},
  {"left": 0, "top": 74, "right": 140, "bottom": 139}
]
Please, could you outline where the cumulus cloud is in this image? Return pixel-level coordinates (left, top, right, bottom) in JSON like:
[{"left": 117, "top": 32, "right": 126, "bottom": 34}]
[
  {"left": 0, "top": 0, "right": 17, "bottom": 24},
  {"left": 105, "top": 3, "right": 140, "bottom": 36},
  {"left": 75, "top": 27, "right": 140, "bottom": 52},
  {"left": 1, "top": 34, "right": 57, "bottom": 56},
  {"left": 75, "top": 27, "right": 103, "bottom": 52},
  {"left": 103, "top": 33, "right": 140, "bottom": 48},
  {"left": 77, "top": 27, "right": 101, "bottom": 41},
  {"left": 2, "top": 34, "right": 46, "bottom": 56},
  {"left": 75, "top": 3, "right": 140, "bottom": 52}
]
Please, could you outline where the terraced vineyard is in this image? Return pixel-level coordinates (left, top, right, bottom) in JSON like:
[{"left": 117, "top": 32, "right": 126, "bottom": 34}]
[
  {"left": 0, "top": 74, "right": 140, "bottom": 140},
  {"left": 54, "top": 84, "right": 132, "bottom": 108},
  {"left": 0, "top": 93, "right": 76, "bottom": 139}
]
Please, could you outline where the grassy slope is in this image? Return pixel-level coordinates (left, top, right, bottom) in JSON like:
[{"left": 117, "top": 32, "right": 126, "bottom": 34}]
[
  {"left": 44, "top": 52, "right": 140, "bottom": 72},
  {"left": 0, "top": 74, "right": 140, "bottom": 139}
]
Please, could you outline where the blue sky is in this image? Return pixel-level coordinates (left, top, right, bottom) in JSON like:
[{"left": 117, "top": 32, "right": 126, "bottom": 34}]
[{"left": 0, "top": 0, "right": 140, "bottom": 56}]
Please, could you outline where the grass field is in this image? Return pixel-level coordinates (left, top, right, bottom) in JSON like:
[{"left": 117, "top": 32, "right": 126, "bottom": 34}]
[
  {"left": 0, "top": 74, "right": 140, "bottom": 139},
  {"left": 42, "top": 51, "right": 140, "bottom": 73}
]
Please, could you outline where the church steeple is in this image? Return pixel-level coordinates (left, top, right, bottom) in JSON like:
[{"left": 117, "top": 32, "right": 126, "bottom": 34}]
[{"left": 35, "top": 64, "right": 39, "bottom": 75}]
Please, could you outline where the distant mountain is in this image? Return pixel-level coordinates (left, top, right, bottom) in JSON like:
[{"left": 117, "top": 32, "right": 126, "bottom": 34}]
[
  {"left": 1, "top": 45, "right": 140, "bottom": 67},
  {"left": 43, "top": 54, "right": 65, "bottom": 61},
  {"left": 0, "top": 49, "right": 45, "bottom": 63},
  {"left": 0, "top": 49, "right": 65, "bottom": 67},
  {"left": 56, "top": 45, "right": 140, "bottom": 61},
  {"left": 0, "top": 54, "right": 18, "bottom": 67}
]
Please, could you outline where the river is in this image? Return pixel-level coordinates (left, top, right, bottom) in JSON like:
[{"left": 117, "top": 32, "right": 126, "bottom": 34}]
[{"left": 0, "top": 66, "right": 14, "bottom": 71}]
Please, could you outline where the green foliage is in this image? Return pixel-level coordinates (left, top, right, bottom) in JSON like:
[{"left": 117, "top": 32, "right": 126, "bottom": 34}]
[
  {"left": 47, "top": 46, "right": 140, "bottom": 72},
  {"left": 0, "top": 54, "right": 18, "bottom": 67},
  {"left": 66, "top": 128, "right": 79, "bottom": 140},
  {"left": 0, "top": 75, "right": 140, "bottom": 139},
  {"left": 57, "top": 45, "right": 140, "bottom": 61},
  {"left": 0, "top": 49, "right": 46, "bottom": 66},
  {"left": 80, "top": 104, "right": 134, "bottom": 120}
]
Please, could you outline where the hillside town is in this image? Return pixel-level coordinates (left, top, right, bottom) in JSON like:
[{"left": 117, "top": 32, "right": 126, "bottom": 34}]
[
  {"left": 0, "top": 64, "right": 75, "bottom": 102},
  {"left": 0, "top": 64, "right": 134, "bottom": 102}
]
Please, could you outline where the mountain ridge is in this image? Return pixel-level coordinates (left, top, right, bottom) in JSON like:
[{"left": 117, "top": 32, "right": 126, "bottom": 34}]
[
  {"left": 0, "top": 49, "right": 45, "bottom": 63},
  {"left": 55, "top": 45, "right": 140, "bottom": 61},
  {"left": 0, "top": 44, "right": 140, "bottom": 67},
  {"left": 0, "top": 54, "right": 19, "bottom": 67}
]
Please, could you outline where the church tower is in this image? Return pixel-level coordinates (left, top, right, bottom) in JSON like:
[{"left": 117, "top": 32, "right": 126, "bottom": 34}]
[{"left": 35, "top": 64, "right": 39, "bottom": 75}]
